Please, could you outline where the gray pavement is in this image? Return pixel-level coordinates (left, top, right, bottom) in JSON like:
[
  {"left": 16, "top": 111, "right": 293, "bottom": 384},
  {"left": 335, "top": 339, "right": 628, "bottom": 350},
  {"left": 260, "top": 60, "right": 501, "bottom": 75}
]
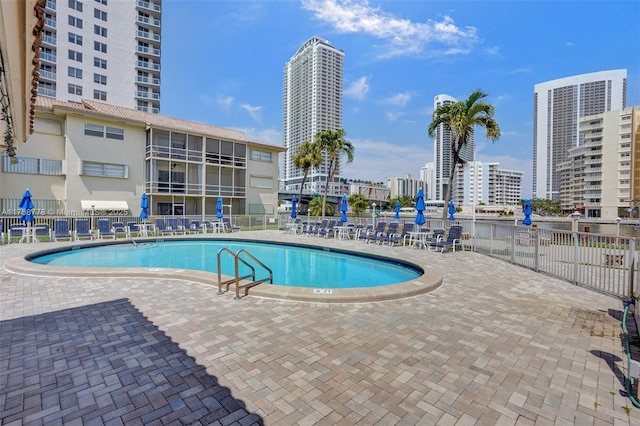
[{"left": 1, "top": 230, "right": 640, "bottom": 425}]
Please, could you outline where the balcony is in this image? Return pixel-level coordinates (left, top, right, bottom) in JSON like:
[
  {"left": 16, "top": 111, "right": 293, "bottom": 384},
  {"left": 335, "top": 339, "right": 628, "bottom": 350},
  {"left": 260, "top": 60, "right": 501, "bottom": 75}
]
[
  {"left": 42, "top": 35, "right": 56, "bottom": 46},
  {"left": 39, "top": 70, "right": 56, "bottom": 81},
  {"left": 44, "top": 18, "right": 56, "bottom": 28},
  {"left": 136, "top": 75, "right": 160, "bottom": 85},
  {"left": 137, "top": 106, "right": 160, "bottom": 114},
  {"left": 137, "top": 15, "right": 161, "bottom": 27},
  {"left": 136, "top": 31, "right": 161, "bottom": 42},
  {"left": 136, "top": 45, "right": 161, "bottom": 56},
  {"left": 137, "top": 0, "right": 162, "bottom": 14},
  {"left": 46, "top": 0, "right": 56, "bottom": 10},
  {"left": 37, "top": 87, "right": 56, "bottom": 97},
  {"left": 136, "top": 91, "right": 160, "bottom": 100},
  {"left": 40, "top": 52, "right": 57, "bottom": 63},
  {"left": 136, "top": 60, "right": 160, "bottom": 71}
]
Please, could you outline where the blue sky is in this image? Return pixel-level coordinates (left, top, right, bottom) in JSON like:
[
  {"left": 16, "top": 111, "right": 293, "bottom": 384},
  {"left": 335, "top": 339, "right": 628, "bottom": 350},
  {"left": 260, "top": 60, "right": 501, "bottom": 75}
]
[{"left": 160, "top": 0, "right": 640, "bottom": 198}]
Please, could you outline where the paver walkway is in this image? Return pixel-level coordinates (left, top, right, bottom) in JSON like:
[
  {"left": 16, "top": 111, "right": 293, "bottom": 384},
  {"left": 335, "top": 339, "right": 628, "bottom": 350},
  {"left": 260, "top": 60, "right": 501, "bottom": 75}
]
[{"left": 1, "top": 230, "right": 640, "bottom": 425}]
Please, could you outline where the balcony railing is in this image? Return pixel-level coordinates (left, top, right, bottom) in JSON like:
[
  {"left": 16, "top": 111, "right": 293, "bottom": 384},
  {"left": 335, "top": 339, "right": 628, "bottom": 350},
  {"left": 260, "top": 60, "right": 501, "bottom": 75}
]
[
  {"left": 136, "top": 106, "right": 160, "bottom": 114},
  {"left": 136, "top": 31, "right": 161, "bottom": 42},
  {"left": 37, "top": 87, "right": 56, "bottom": 97},
  {"left": 136, "top": 75, "right": 160, "bottom": 85},
  {"left": 46, "top": 0, "right": 56, "bottom": 10},
  {"left": 136, "top": 60, "right": 160, "bottom": 71},
  {"left": 40, "top": 52, "right": 57, "bottom": 63},
  {"left": 44, "top": 18, "right": 56, "bottom": 28},
  {"left": 136, "top": 45, "right": 161, "bottom": 56},
  {"left": 146, "top": 145, "right": 202, "bottom": 162},
  {"left": 136, "top": 91, "right": 160, "bottom": 100},
  {"left": 137, "top": 0, "right": 162, "bottom": 13},
  {"left": 137, "top": 15, "right": 161, "bottom": 27},
  {"left": 42, "top": 35, "right": 56, "bottom": 45},
  {"left": 39, "top": 70, "right": 56, "bottom": 80}
]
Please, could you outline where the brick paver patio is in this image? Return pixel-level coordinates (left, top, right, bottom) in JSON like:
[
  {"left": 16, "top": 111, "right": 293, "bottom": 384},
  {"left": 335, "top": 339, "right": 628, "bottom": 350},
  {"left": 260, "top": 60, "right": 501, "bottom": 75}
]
[{"left": 1, "top": 230, "right": 640, "bottom": 425}]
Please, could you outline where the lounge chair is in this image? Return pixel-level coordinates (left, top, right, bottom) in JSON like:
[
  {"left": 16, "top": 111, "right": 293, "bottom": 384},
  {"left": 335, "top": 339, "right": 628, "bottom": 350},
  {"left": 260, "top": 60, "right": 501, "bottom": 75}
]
[
  {"left": 365, "top": 221, "right": 388, "bottom": 244},
  {"left": 222, "top": 217, "right": 240, "bottom": 232},
  {"left": 167, "top": 218, "right": 185, "bottom": 235},
  {"left": 189, "top": 220, "right": 202, "bottom": 233},
  {"left": 155, "top": 218, "right": 174, "bottom": 236},
  {"left": 317, "top": 219, "right": 337, "bottom": 238},
  {"left": 126, "top": 221, "right": 140, "bottom": 237},
  {"left": 394, "top": 222, "right": 415, "bottom": 246},
  {"left": 97, "top": 218, "right": 115, "bottom": 239},
  {"left": 429, "top": 225, "right": 464, "bottom": 252},
  {"left": 75, "top": 219, "right": 93, "bottom": 240},
  {"left": 379, "top": 222, "right": 401, "bottom": 245},
  {"left": 179, "top": 217, "right": 191, "bottom": 233},
  {"left": 53, "top": 219, "right": 73, "bottom": 242},
  {"left": 111, "top": 222, "right": 127, "bottom": 237},
  {"left": 34, "top": 223, "right": 52, "bottom": 242},
  {"left": 356, "top": 224, "right": 373, "bottom": 242}
]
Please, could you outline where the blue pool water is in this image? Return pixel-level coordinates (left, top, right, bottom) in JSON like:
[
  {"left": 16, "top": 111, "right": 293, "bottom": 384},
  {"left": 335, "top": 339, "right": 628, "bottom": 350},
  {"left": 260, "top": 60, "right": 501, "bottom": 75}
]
[{"left": 31, "top": 240, "right": 422, "bottom": 288}]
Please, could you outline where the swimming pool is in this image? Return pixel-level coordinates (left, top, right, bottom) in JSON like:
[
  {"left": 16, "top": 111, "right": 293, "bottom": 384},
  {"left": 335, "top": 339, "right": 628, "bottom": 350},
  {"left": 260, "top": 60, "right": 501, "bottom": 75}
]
[{"left": 30, "top": 240, "right": 422, "bottom": 288}]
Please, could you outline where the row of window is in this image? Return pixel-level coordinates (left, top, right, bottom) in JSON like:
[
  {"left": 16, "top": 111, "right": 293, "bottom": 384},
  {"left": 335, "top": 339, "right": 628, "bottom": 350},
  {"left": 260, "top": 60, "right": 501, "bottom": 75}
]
[
  {"left": 68, "top": 0, "right": 108, "bottom": 19},
  {"left": 67, "top": 84, "right": 106, "bottom": 100},
  {"left": 68, "top": 16, "right": 107, "bottom": 37},
  {"left": 84, "top": 123, "right": 125, "bottom": 140},
  {"left": 67, "top": 67, "right": 106, "bottom": 83}
]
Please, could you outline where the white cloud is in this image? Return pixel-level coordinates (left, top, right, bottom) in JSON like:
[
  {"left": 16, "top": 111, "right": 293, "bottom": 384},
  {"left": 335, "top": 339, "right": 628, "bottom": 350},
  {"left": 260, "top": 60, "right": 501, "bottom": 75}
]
[
  {"left": 217, "top": 94, "right": 234, "bottom": 110},
  {"left": 240, "top": 104, "right": 263, "bottom": 123},
  {"left": 302, "top": 0, "right": 478, "bottom": 58},
  {"left": 239, "top": 127, "right": 282, "bottom": 146},
  {"left": 341, "top": 137, "right": 432, "bottom": 183},
  {"left": 383, "top": 92, "right": 412, "bottom": 107},
  {"left": 344, "top": 76, "right": 370, "bottom": 101},
  {"left": 385, "top": 111, "right": 404, "bottom": 122}
]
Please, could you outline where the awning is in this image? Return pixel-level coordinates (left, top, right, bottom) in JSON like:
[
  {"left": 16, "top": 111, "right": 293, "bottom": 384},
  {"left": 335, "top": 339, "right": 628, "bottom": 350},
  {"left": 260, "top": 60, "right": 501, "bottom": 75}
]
[{"left": 81, "top": 200, "right": 130, "bottom": 211}]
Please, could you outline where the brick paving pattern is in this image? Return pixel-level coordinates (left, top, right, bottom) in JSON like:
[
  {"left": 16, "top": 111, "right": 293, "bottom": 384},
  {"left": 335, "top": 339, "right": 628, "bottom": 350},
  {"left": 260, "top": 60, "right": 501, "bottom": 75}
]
[{"left": 1, "top": 230, "right": 640, "bottom": 425}]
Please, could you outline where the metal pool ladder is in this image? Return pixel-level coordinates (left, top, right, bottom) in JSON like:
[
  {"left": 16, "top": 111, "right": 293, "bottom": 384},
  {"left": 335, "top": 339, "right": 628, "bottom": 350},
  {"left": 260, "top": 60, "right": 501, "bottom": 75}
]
[{"left": 216, "top": 248, "right": 273, "bottom": 299}]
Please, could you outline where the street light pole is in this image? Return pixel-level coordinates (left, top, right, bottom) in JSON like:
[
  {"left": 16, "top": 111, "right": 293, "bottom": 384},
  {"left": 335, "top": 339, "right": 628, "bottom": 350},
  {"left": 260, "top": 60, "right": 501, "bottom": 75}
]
[{"left": 372, "top": 203, "right": 377, "bottom": 228}]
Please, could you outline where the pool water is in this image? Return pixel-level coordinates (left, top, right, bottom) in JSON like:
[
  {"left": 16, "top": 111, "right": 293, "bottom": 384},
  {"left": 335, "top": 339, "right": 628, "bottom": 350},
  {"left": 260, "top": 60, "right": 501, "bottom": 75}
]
[{"left": 31, "top": 240, "right": 422, "bottom": 288}]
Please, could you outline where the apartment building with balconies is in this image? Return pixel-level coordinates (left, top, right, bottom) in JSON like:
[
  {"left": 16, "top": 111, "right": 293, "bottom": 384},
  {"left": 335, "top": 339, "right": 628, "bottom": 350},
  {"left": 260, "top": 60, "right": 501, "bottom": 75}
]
[
  {"left": 0, "top": 97, "right": 284, "bottom": 216},
  {"left": 38, "top": 0, "right": 161, "bottom": 113}
]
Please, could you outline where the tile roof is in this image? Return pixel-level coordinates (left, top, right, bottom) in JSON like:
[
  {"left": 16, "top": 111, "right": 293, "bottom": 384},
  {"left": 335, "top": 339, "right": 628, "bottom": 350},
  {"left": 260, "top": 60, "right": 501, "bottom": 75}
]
[{"left": 35, "top": 97, "right": 285, "bottom": 151}]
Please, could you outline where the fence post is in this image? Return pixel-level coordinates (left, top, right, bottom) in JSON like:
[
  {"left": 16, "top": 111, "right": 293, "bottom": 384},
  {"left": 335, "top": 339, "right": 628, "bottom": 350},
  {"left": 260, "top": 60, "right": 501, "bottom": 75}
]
[
  {"left": 572, "top": 231, "right": 580, "bottom": 284},
  {"left": 629, "top": 238, "right": 636, "bottom": 299}
]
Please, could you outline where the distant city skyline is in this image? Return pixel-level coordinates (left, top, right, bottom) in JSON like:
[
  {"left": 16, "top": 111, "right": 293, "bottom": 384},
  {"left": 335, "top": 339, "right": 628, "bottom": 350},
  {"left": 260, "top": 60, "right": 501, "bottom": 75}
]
[{"left": 159, "top": 0, "right": 640, "bottom": 198}]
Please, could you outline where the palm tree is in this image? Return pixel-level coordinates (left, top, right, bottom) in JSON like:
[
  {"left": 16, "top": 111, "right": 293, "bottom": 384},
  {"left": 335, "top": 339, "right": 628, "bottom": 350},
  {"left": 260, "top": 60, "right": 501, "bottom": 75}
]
[
  {"left": 292, "top": 140, "right": 323, "bottom": 204},
  {"left": 308, "top": 196, "right": 333, "bottom": 216},
  {"left": 427, "top": 89, "right": 500, "bottom": 219},
  {"left": 347, "top": 193, "right": 369, "bottom": 216},
  {"left": 315, "top": 129, "right": 355, "bottom": 217}
]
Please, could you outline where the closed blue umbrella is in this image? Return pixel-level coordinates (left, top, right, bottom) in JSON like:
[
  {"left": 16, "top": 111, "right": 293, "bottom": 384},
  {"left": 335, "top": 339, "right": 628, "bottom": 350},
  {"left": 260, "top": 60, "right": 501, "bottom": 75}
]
[
  {"left": 139, "top": 193, "right": 149, "bottom": 220},
  {"left": 415, "top": 189, "right": 425, "bottom": 226},
  {"left": 448, "top": 201, "right": 456, "bottom": 221},
  {"left": 394, "top": 201, "right": 401, "bottom": 219},
  {"left": 523, "top": 199, "right": 532, "bottom": 226},
  {"left": 19, "top": 188, "right": 35, "bottom": 224},
  {"left": 290, "top": 196, "right": 298, "bottom": 219},
  {"left": 216, "top": 197, "right": 224, "bottom": 219},
  {"left": 340, "top": 194, "right": 348, "bottom": 222}
]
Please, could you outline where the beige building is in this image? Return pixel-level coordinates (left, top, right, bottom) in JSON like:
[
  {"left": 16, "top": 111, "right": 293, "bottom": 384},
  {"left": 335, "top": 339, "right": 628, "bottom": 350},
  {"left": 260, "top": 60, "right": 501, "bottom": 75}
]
[
  {"left": 560, "top": 106, "right": 640, "bottom": 219},
  {"left": 1, "top": 97, "right": 285, "bottom": 218}
]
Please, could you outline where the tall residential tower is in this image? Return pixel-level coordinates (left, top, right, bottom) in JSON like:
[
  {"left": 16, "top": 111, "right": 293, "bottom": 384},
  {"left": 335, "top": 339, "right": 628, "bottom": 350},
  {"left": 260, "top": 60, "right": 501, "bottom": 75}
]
[
  {"left": 38, "top": 0, "right": 161, "bottom": 113},
  {"left": 432, "top": 94, "right": 475, "bottom": 201},
  {"left": 283, "top": 36, "right": 344, "bottom": 197},
  {"left": 533, "top": 69, "right": 627, "bottom": 200}
]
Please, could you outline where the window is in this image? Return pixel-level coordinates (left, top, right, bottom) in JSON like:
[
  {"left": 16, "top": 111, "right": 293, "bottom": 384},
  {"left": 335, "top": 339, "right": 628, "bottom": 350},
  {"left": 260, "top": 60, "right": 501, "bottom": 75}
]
[
  {"left": 83, "top": 123, "right": 124, "bottom": 140},
  {"left": 68, "top": 32, "right": 83, "bottom": 45},
  {"left": 69, "top": 0, "right": 83, "bottom": 12},
  {"left": 68, "top": 15, "right": 83, "bottom": 29},
  {"left": 94, "top": 8, "right": 107, "bottom": 21},
  {"left": 2, "top": 156, "right": 63, "bottom": 175},
  {"left": 94, "top": 41, "right": 107, "bottom": 53},
  {"left": 82, "top": 161, "right": 127, "bottom": 178},
  {"left": 250, "top": 175, "right": 273, "bottom": 188},
  {"left": 68, "top": 49, "right": 82, "bottom": 62},
  {"left": 93, "top": 89, "right": 107, "bottom": 101},
  {"left": 68, "top": 83, "right": 82, "bottom": 95},
  {"left": 93, "top": 73, "right": 107, "bottom": 84},
  {"left": 68, "top": 66, "right": 82, "bottom": 78},
  {"left": 250, "top": 150, "right": 273, "bottom": 162},
  {"left": 95, "top": 0, "right": 107, "bottom": 4},
  {"left": 94, "top": 57, "right": 107, "bottom": 69},
  {"left": 94, "top": 25, "right": 107, "bottom": 37}
]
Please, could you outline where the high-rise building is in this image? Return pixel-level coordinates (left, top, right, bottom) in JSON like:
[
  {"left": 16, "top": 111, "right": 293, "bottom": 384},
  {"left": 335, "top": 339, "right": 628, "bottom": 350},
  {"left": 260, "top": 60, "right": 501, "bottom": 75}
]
[
  {"left": 387, "top": 174, "right": 426, "bottom": 199},
  {"left": 452, "top": 161, "right": 522, "bottom": 206},
  {"left": 533, "top": 69, "right": 627, "bottom": 200},
  {"left": 420, "top": 162, "right": 435, "bottom": 200},
  {"left": 432, "top": 94, "right": 474, "bottom": 201},
  {"left": 283, "top": 36, "right": 344, "bottom": 197},
  {"left": 38, "top": 0, "right": 161, "bottom": 113}
]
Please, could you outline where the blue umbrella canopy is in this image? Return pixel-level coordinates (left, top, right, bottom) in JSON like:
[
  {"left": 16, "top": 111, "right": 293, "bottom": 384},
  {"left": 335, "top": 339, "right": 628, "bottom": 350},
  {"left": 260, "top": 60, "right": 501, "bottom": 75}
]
[
  {"left": 139, "top": 193, "right": 149, "bottom": 219},
  {"left": 19, "top": 188, "right": 35, "bottom": 224},
  {"left": 216, "top": 197, "right": 224, "bottom": 219},
  {"left": 394, "top": 201, "right": 401, "bottom": 219},
  {"left": 415, "top": 189, "right": 426, "bottom": 226},
  {"left": 290, "top": 196, "right": 298, "bottom": 219},
  {"left": 522, "top": 199, "right": 533, "bottom": 226},
  {"left": 340, "top": 194, "right": 348, "bottom": 222},
  {"left": 448, "top": 201, "right": 456, "bottom": 221}
]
